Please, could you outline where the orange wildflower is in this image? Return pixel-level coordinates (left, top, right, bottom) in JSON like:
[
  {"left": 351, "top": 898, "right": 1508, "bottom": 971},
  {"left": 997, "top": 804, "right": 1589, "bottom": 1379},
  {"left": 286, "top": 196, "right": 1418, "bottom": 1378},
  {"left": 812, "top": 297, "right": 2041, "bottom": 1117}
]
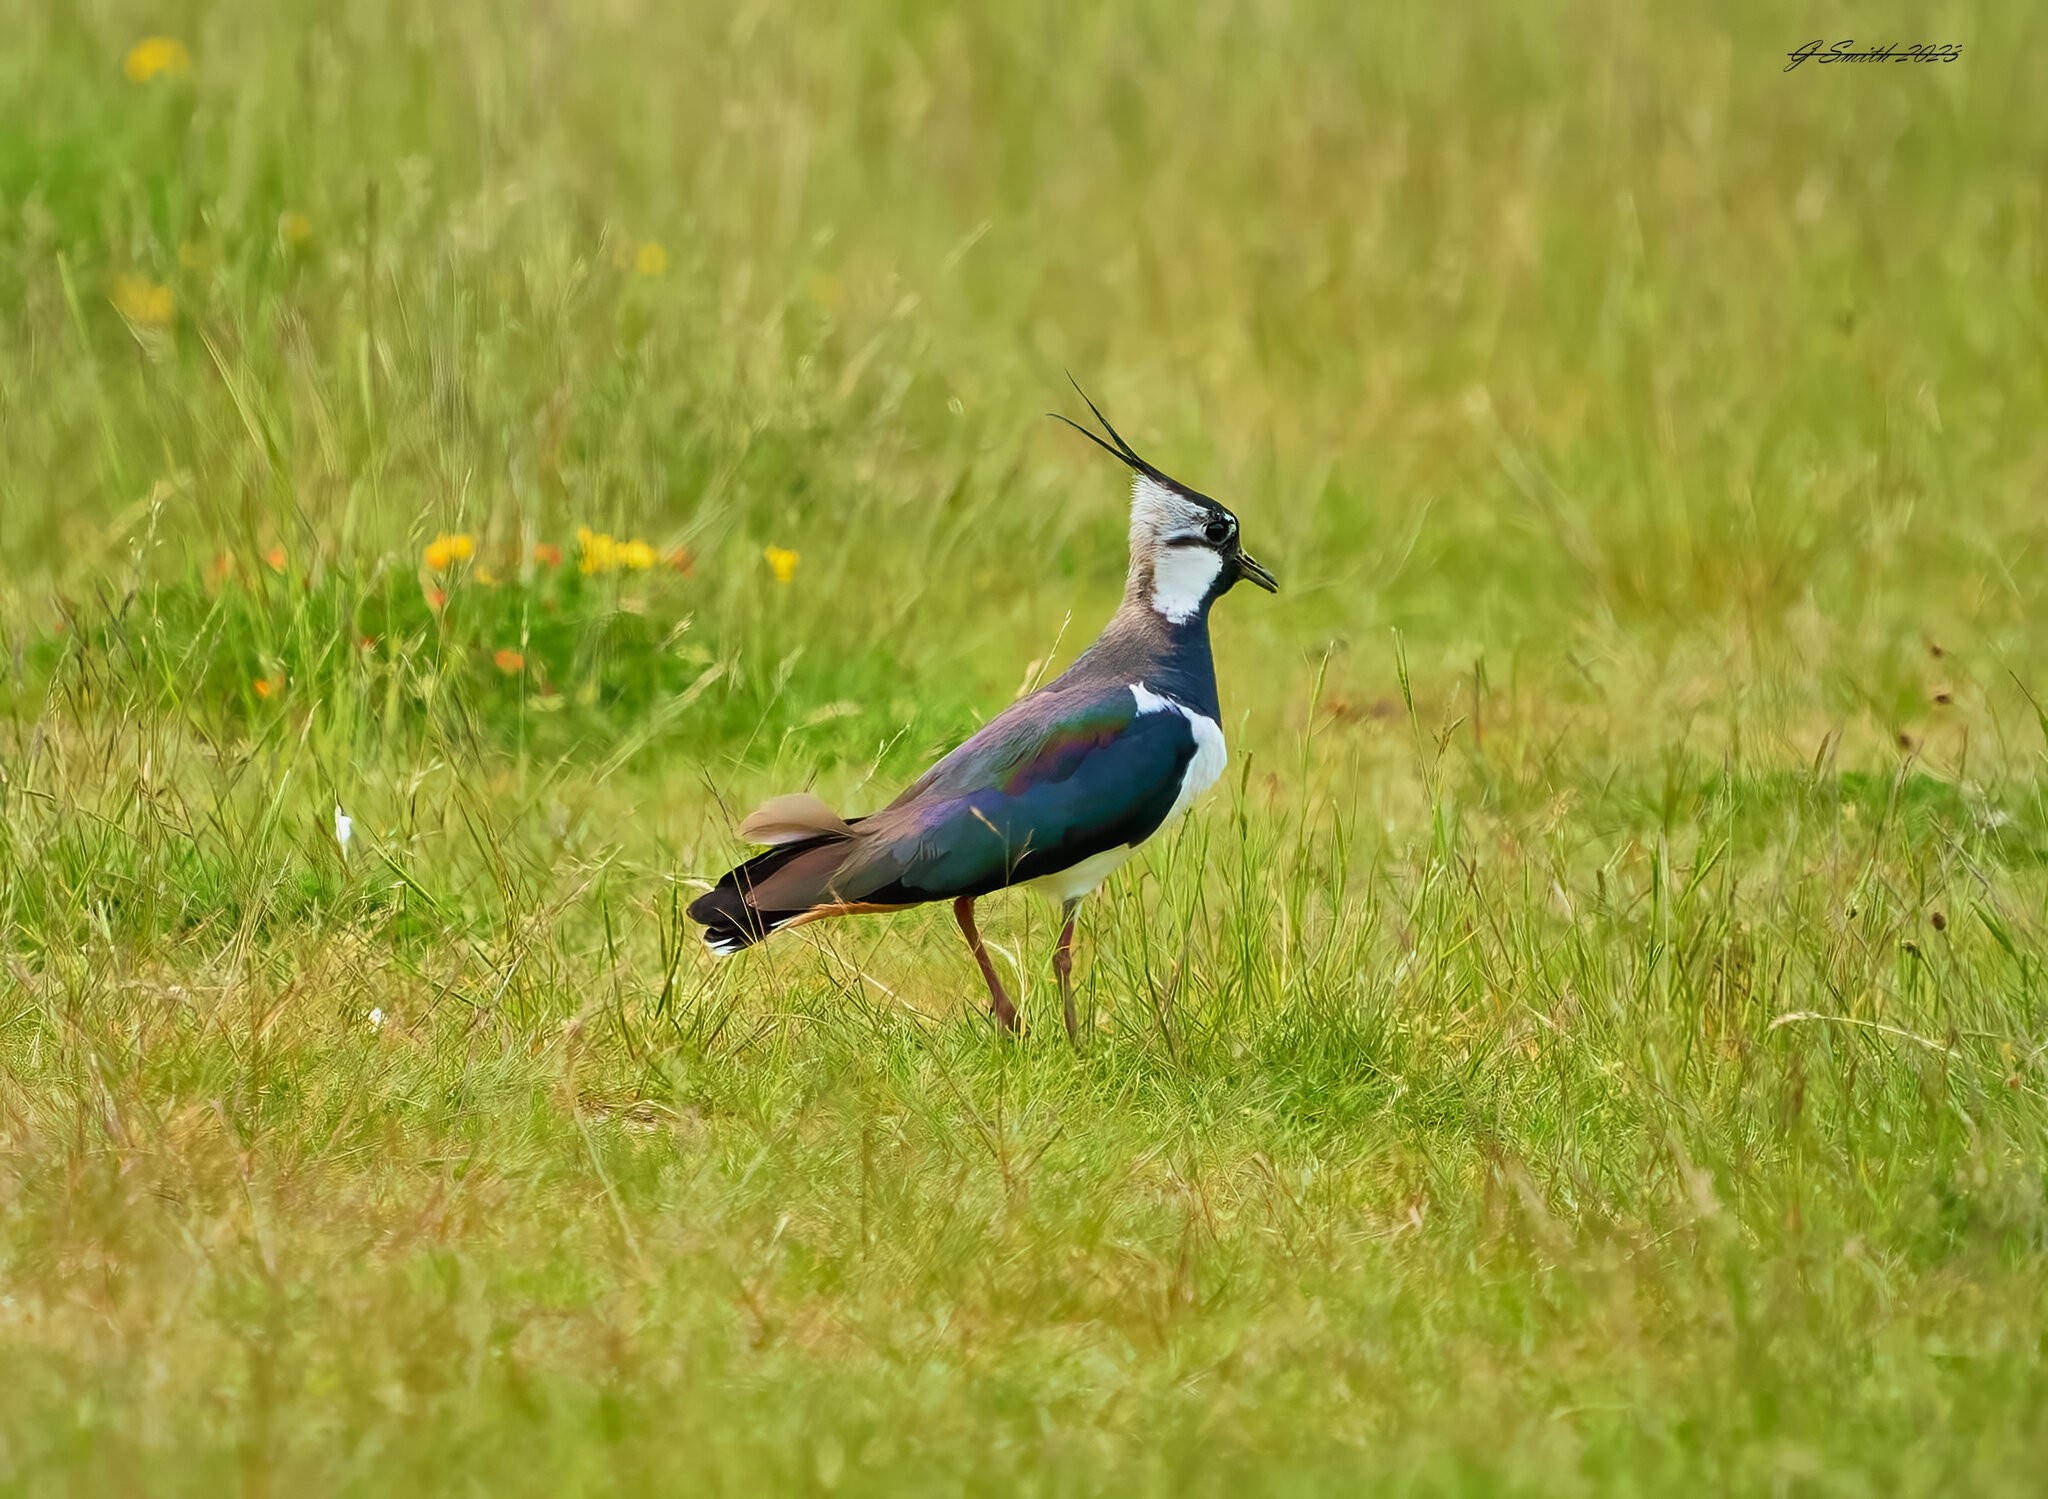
[{"left": 423, "top": 532, "right": 475, "bottom": 572}]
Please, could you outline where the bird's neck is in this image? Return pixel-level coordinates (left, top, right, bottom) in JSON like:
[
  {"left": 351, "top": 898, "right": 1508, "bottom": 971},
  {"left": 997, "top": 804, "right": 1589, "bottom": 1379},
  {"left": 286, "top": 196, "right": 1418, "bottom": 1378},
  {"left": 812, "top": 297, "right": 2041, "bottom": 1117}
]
[{"left": 1071, "top": 590, "right": 1222, "bottom": 721}]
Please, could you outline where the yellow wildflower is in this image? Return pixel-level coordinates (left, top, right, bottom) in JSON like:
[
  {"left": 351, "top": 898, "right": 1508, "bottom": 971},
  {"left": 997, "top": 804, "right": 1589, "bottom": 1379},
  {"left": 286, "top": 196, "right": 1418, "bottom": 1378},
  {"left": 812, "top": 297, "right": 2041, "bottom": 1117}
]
[
  {"left": 763, "top": 545, "right": 800, "bottom": 584},
  {"left": 635, "top": 242, "right": 668, "bottom": 277},
  {"left": 279, "top": 211, "right": 313, "bottom": 247},
  {"left": 578, "top": 527, "right": 619, "bottom": 575},
  {"left": 576, "top": 529, "right": 659, "bottom": 573},
  {"left": 123, "top": 37, "right": 190, "bottom": 83},
  {"left": 111, "top": 273, "right": 174, "bottom": 325},
  {"left": 423, "top": 532, "right": 475, "bottom": 571}
]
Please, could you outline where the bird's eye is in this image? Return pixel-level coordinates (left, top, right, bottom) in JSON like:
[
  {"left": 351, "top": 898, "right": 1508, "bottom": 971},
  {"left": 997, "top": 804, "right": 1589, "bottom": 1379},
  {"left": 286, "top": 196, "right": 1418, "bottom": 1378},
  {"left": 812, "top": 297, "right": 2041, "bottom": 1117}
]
[{"left": 1203, "top": 518, "right": 1233, "bottom": 546}]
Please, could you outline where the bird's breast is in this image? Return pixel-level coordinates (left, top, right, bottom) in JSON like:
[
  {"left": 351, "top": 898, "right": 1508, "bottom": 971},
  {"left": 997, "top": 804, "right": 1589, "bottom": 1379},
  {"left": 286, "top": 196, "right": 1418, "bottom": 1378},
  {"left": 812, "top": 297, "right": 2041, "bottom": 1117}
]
[
  {"left": 1021, "top": 684, "right": 1226, "bottom": 905},
  {"left": 1130, "top": 682, "right": 1227, "bottom": 828}
]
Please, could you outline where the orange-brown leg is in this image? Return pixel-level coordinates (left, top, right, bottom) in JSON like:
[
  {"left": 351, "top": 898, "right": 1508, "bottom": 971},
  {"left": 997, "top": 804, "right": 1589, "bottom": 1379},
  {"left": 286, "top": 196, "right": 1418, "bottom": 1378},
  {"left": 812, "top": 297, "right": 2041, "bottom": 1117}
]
[
  {"left": 955, "top": 896, "right": 1018, "bottom": 1032},
  {"left": 1054, "top": 897, "right": 1081, "bottom": 1047}
]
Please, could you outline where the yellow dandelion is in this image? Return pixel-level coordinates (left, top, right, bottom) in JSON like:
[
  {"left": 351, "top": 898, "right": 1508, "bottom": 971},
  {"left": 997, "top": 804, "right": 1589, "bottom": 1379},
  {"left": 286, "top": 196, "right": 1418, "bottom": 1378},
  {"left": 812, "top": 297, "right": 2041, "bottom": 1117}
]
[
  {"left": 279, "top": 211, "right": 313, "bottom": 247},
  {"left": 618, "top": 538, "right": 657, "bottom": 570},
  {"left": 763, "top": 545, "right": 800, "bottom": 584},
  {"left": 578, "top": 526, "right": 621, "bottom": 575},
  {"left": 111, "top": 272, "right": 174, "bottom": 326},
  {"left": 635, "top": 241, "right": 668, "bottom": 277},
  {"left": 123, "top": 37, "right": 191, "bottom": 83},
  {"left": 423, "top": 532, "right": 475, "bottom": 572}
]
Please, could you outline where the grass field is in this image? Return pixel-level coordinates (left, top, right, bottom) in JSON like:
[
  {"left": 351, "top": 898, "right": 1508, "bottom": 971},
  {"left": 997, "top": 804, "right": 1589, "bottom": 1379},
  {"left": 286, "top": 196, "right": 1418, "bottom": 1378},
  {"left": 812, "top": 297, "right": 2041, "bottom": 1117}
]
[{"left": 5, "top": 0, "right": 2048, "bottom": 1491}]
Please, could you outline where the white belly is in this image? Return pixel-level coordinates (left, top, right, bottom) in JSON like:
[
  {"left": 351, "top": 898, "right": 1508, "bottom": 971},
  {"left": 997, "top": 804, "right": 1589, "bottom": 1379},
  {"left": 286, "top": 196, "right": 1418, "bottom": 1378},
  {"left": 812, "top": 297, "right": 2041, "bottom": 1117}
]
[
  {"left": 1026, "top": 844, "right": 1139, "bottom": 903},
  {"left": 1024, "top": 684, "right": 1227, "bottom": 904}
]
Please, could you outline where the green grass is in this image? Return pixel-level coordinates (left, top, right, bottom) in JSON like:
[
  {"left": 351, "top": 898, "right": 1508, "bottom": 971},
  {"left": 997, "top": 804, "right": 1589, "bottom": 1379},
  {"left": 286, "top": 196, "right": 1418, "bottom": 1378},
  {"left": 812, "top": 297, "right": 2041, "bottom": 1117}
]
[{"left": 5, "top": 0, "right": 2048, "bottom": 1491}]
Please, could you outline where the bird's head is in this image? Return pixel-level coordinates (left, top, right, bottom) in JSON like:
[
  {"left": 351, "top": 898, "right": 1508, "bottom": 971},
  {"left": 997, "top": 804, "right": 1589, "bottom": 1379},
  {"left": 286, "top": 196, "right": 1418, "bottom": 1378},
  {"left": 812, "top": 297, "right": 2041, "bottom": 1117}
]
[{"left": 1051, "top": 383, "right": 1278, "bottom": 625}]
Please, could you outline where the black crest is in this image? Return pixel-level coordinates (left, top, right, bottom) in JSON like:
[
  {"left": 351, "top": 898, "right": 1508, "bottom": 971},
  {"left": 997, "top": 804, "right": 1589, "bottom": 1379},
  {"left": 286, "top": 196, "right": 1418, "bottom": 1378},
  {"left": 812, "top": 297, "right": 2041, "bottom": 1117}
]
[{"left": 1048, "top": 375, "right": 1221, "bottom": 510}]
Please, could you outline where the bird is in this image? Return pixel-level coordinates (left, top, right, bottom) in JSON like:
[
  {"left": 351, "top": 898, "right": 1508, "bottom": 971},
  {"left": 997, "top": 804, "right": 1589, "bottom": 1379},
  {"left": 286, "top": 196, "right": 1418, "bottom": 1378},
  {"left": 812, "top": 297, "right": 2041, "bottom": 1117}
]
[{"left": 688, "top": 386, "right": 1277, "bottom": 1041}]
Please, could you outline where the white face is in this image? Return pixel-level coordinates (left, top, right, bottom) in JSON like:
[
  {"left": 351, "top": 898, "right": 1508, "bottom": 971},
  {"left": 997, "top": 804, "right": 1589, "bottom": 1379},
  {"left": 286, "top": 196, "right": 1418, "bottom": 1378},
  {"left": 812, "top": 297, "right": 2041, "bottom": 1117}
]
[
  {"left": 1130, "top": 475, "right": 1237, "bottom": 624},
  {"left": 1150, "top": 544, "right": 1224, "bottom": 623}
]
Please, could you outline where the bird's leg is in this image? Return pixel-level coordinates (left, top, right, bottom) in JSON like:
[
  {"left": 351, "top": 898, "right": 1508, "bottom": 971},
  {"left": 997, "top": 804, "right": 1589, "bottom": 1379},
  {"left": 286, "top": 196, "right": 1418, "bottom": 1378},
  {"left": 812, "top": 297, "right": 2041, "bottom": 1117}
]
[
  {"left": 1055, "top": 897, "right": 1081, "bottom": 1047},
  {"left": 954, "top": 896, "right": 1018, "bottom": 1032}
]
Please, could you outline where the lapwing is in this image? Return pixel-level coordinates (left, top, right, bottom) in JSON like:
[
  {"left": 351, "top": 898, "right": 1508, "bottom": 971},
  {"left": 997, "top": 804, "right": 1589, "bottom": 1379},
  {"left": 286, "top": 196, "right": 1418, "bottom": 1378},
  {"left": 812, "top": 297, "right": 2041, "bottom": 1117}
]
[{"left": 689, "top": 389, "right": 1277, "bottom": 1040}]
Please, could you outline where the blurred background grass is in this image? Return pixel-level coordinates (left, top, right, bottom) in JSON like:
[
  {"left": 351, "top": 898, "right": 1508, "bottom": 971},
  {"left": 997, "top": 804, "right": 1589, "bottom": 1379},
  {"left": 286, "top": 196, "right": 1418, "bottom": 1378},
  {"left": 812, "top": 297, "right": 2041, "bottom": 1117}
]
[{"left": 4, "top": 0, "right": 2048, "bottom": 1493}]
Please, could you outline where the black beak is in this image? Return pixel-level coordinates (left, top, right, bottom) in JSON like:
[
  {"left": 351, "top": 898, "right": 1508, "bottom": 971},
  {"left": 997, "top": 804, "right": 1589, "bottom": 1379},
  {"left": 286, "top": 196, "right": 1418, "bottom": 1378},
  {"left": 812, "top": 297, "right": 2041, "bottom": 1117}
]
[{"left": 1236, "top": 549, "right": 1278, "bottom": 593}]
